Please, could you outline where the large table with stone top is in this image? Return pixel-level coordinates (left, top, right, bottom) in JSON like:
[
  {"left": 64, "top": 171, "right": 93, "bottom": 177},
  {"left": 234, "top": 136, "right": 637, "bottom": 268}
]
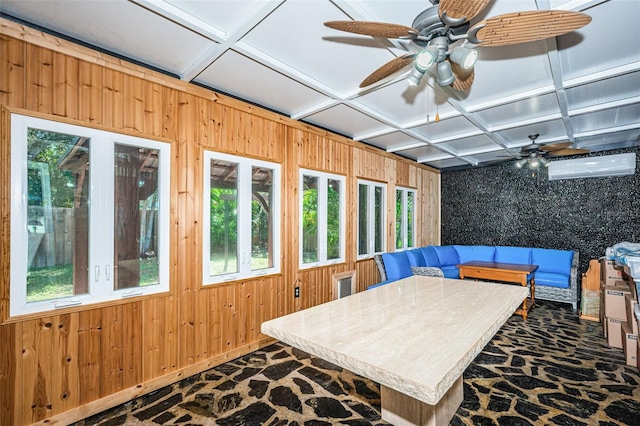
[{"left": 261, "top": 275, "right": 528, "bottom": 426}]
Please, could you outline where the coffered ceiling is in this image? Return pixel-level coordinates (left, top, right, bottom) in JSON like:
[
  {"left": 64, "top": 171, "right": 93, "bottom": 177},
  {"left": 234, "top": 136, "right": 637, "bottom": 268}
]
[{"left": 2, "top": 0, "right": 639, "bottom": 170}]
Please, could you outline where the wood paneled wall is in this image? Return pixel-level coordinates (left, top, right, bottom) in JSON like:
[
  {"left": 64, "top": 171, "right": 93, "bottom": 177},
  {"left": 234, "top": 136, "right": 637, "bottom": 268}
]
[{"left": 0, "top": 19, "right": 440, "bottom": 426}]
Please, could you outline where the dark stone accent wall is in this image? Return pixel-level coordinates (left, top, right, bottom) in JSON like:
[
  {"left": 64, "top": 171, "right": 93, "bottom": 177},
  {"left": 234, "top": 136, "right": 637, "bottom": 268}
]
[{"left": 441, "top": 147, "right": 640, "bottom": 276}]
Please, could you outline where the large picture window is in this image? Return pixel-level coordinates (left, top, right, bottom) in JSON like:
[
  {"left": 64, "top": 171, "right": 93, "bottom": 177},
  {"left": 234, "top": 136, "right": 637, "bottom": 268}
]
[
  {"left": 357, "top": 180, "right": 386, "bottom": 258},
  {"left": 299, "top": 169, "right": 345, "bottom": 268},
  {"left": 10, "top": 113, "right": 171, "bottom": 317},
  {"left": 203, "top": 151, "right": 280, "bottom": 284},
  {"left": 396, "top": 187, "right": 416, "bottom": 250}
]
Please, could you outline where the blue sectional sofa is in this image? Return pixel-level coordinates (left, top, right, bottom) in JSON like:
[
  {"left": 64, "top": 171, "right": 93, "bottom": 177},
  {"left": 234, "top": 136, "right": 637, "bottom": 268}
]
[{"left": 372, "top": 245, "right": 580, "bottom": 309}]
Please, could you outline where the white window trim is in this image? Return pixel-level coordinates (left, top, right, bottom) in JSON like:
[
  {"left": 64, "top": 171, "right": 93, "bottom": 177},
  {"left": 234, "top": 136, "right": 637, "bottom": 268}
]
[
  {"left": 396, "top": 186, "right": 416, "bottom": 251},
  {"left": 10, "top": 113, "right": 171, "bottom": 318},
  {"left": 202, "top": 151, "right": 281, "bottom": 285},
  {"left": 299, "top": 168, "right": 346, "bottom": 269},
  {"left": 357, "top": 179, "right": 387, "bottom": 260}
]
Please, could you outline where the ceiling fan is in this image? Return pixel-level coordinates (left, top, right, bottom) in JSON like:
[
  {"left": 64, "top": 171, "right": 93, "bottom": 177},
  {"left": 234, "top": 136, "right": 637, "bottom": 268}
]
[
  {"left": 324, "top": 0, "right": 591, "bottom": 91},
  {"left": 505, "top": 134, "right": 591, "bottom": 169}
]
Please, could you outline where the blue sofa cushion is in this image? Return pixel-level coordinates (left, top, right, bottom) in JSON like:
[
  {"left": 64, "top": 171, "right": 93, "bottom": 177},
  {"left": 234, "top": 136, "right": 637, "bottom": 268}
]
[
  {"left": 432, "top": 245, "right": 459, "bottom": 266},
  {"left": 532, "top": 248, "right": 573, "bottom": 275},
  {"left": 440, "top": 266, "right": 460, "bottom": 279},
  {"left": 381, "top": 252, "right": 413, "bottom": 282},
  {"left": 535, "top": 272, "right": 570, "bottom": 289},
  {"left": 405, "top": 249, "right": 426, "bottom": 267},
  {"left": 495, "top": 246, "right": 532, "bottom": 265},
  {"left": 419, "top": 246, "right": 440, "bottom": 267},
  {"left": 454, "top": 245, "right": 496, "bottom": 264}
]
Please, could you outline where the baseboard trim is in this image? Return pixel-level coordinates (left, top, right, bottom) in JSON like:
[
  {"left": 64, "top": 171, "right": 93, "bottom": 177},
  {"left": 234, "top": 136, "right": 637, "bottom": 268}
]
[{"left": 30, "top": 337, "right": 276, "bottom": 425}]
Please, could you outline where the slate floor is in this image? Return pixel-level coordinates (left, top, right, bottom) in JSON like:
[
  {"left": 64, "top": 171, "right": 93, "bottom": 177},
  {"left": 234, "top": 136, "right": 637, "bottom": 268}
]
[{"left": 74, "top": 300, "right": 640, "bottom": 425}]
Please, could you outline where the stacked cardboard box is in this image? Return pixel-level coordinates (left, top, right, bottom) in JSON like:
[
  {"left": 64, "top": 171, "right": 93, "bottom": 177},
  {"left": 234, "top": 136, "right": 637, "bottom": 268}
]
[{"left": 600, "top": 257, "right": 638, "bottom": 366}]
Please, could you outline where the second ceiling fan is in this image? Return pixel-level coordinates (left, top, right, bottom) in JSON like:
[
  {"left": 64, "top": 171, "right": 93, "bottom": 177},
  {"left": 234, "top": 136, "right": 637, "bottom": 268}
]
[
  {"left": 324, "top": 0, "right": 591, "bottom": 91},
  {"left": 506, "top": 134, "right": 591, "bottom": 169}
]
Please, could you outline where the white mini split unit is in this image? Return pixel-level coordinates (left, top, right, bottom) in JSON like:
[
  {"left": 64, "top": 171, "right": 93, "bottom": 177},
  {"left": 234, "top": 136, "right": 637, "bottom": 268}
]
[{"left": 548, "top": 153, "right": 636, "bottom": 181}]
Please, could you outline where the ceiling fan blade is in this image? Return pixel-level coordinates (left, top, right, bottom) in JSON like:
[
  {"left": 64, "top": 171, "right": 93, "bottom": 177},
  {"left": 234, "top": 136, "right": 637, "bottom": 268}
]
[
  {"left": 470, "top": 11, "right": 592, "bottom": 47},
  {"left": 450, "top": 62, "right": 474, "bottom": 92},
  {"left": 438, "top": 0, "right": 492, "bottom": 24},
  {"left": 540, "top": 142, "right": 572, "bottom": 152},
  {"left": 359, "top": 54, "right": 415, "bottom": 88},
  {"left": 324, "top": 21, "right": 417, "bottom": 38},
  {"left": 549, "top": 148, "right": 591, "bottom": 156}
]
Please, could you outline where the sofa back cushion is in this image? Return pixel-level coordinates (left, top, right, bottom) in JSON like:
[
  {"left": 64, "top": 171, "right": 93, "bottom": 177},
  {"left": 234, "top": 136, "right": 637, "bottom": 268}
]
[
  {"left": 405, "top": 249, "right": 426, "bottom": 267},
  {"left": 531, "top": 248, "right": 573, "bottom": 275},
  {"left": 381, "top": 252, "right": 413, "bottom": 281},
  {"left": 419, "top": 246, "right": 441, "bottom": 267},
  {"left": 454, "top": 245, "right": 496, "bottom": 264},
  {"left": 432, "top": 245, "right": 460, "bottom": 266},
  {"left": 495, "top": 246, "right": 532, "bottom": 265}
]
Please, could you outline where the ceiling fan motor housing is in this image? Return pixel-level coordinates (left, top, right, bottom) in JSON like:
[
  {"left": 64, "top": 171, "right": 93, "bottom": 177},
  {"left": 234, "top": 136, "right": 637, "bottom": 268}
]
[{"left": 411, "top": 6, "right": 470, "bottom": 47}]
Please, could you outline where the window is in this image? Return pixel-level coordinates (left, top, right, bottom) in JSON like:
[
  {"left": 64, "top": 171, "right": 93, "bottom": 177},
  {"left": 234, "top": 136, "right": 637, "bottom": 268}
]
[
  {"left": 357, "top": 180, "right": 386, "bottom": 258},
  {"left": 203, "top": 151, "right": 280, "bottom": 284},
  {"left": 299, "top": 169, "right": 345, "bottom": 268},
  {"left": 396, "top": 187, "right": 416, "bottom": 250},
  {"left": 10, "top": 113, "right": 170, "bottom": 318}
]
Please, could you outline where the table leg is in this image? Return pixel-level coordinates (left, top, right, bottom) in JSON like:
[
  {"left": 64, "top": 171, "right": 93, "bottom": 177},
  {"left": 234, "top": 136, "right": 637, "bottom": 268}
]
[{"left": 380, "top": 377, "right": 463, "bottom": 426}]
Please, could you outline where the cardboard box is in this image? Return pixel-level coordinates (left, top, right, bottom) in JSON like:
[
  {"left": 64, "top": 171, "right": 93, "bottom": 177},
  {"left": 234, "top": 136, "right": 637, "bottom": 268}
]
[
  {"left": 637, "top": 338, "right": 640, "bottom": 371},
  {"left": 600, "top": 257, "right": 623, "bottom": 281},
  {"left": 607, "top": 317, "right": 624, "bottom": 348},
  {"left": 604, "top": 285, "right": 632, "bottom": 320},
  {"left": 601, "top": 279, "right": 630, "bottom": 289},
  {"left": 626, "top": 294, "right": 638, "bottom": 335},
  {"left": 622, "top": 322, "right": 638, "bottom": 366},
  {"left": 601, "top": 258, "right": 624, "bottom": 285}
]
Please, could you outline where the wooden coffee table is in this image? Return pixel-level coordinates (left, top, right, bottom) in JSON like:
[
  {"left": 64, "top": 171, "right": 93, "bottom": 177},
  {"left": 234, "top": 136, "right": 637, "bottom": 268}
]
[{"left": 457, "top": 261, "right": 538, "bottom": 320}]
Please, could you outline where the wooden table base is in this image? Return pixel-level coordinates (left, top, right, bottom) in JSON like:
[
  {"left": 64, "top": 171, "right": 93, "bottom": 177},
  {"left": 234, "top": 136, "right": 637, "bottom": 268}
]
[{"left": 381, "top": 377, "right": 463, "bottom": 426}]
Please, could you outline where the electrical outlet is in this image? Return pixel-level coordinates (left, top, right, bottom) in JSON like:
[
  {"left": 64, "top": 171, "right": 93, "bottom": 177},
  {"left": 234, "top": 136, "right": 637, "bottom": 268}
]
[{"left": 294, "top": 286, "right": 300, "bottom": 298}]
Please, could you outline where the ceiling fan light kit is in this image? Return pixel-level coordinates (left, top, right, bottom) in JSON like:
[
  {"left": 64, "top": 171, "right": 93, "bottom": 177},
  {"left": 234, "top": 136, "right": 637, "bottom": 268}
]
[{"left": 324, "top": 0, "right": 591, "bottom": 90}]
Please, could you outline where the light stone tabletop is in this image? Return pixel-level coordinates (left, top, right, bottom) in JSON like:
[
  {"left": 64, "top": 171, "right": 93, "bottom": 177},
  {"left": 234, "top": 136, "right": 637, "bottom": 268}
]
[{"left": 261, "top": 275, "right": 528, "bottom": 405}]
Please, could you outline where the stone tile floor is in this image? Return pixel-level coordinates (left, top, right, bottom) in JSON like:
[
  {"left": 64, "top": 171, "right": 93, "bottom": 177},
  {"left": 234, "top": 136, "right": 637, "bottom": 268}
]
[{"left": 74, "top": 300, "right": 640, "bottom": 425}]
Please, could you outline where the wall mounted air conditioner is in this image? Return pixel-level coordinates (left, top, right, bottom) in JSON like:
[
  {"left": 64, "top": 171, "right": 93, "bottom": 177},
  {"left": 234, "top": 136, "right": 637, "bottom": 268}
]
[{"left": 548, "top": 153, "right": 636, "bottom": 181}]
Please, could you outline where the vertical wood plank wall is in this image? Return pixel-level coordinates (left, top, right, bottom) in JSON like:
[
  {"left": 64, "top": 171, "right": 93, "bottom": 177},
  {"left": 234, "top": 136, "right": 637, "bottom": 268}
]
[{"left": 0, "top": 24, "right": 440, "bottom": 426}]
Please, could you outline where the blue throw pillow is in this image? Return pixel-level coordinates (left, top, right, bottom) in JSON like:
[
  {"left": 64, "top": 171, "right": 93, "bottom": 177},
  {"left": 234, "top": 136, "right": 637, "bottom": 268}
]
[
  {"left": 531, "top": 248, "right": 573, "bottom": 275},
  {"left": 495, "top": 246, "right": 532, "bottom": 265},
  {"left": 454, "top": 245, "right": 495, "bottom": 263},
  {"left": 381, "top": 252, "right": 413, "bottom": 281},
  {"left": 405, "top": 249, "right": 426, "bottom": 267},
  {"left": 432, "top": 246, "right": 459, "bottom": 266}
]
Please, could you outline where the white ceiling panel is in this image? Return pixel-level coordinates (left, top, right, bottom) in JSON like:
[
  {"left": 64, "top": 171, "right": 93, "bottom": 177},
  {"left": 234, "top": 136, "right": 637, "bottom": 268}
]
[
  {"left": 365, "top": 132, "right": 426, "bottom": 152},
  {"left": 2, "top": 0, "right": 214, "bottom": 74},
  {"left": 565, "top": 71, "right": 640, "bottom": 111},
  {"left": 571, "top": 104, "right": 640, "bottom": 133},
  {"left": 434, "top": 134, "right": 501, "bottom": 155},
  {"left": 558, "top": 0, "right": 640, "bottom": 81},
  {"left": 2, "top": 0, "right": 639, "bottom": 170},
  {"left": 303, "top": 104, "right": 389, "bottom": 139},
  {"left": 162, "top": 0, "right": 265, "bottom": 36},
  {"left": 475, "top": 93, "right": 561, "bottom": 131},
  {"left": 401, "top": 145, "right": 452, "bottom": 162},
  {"left": 194, "top": 50, "right": 330, "bottom": 116},
  {"left": 239, "top": 0, "right": 397, "bottom": 94}
]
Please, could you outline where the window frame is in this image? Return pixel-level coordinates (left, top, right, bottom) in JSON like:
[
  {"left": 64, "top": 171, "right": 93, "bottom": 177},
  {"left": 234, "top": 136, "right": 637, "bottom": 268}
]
[
  {"left": 395, "top": 186, "right": 417, "bottom": 251},
  {"left": 9, "top": 113, "right": 171, "bottom": 318},
  {"left": 298, "top": 168, "right": 346, "bottom": 269},
  {"left": 357, "top": 179, "right": 387, "bottom": 260},
  {"left": 202, "top": 150, "right": 281, "bottom": 285}
]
